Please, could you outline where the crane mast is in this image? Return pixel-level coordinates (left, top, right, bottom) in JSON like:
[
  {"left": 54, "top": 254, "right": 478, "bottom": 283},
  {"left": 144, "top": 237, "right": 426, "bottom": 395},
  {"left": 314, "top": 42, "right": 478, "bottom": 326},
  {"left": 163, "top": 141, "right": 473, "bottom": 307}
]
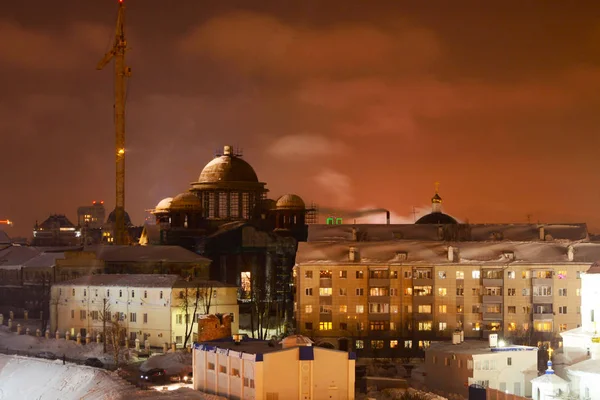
[{"left": 97, "top": 0, "right": 130, "bottom": 245}]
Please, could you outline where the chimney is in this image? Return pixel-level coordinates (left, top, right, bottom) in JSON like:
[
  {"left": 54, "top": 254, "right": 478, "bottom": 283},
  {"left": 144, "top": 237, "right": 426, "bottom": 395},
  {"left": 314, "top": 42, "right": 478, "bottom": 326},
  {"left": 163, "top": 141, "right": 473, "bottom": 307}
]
[
  {"left": 567, "top": 245, "right": 574, "bottom": 262},
  {"left": 386, "top": 210, "right": 390, "bottom": 225},
  {"left": 351, "top": 227, "right": 358, "bottom": 241},
  {"left": 349, "top": 246, "right": 358, "bottom": 262},
  {"left": 539, "top": 226, "right": 545, "bottom": 241},
  {"left": 223, "top": 145, "right": 232, "bottom": 156},
  {"left": 448, "top": 246, "right": 455, "bottom": 262}
]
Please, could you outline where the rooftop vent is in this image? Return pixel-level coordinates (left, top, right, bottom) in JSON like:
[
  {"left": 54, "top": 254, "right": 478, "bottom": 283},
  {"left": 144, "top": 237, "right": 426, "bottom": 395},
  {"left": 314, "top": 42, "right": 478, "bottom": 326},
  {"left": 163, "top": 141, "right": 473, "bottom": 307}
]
[
  {"left": 567, "top": 245, "right": 575, "bottom": 262},
  {"left": 448, "top": 246, "right": 458, "bottom": 262},
  {"left": 539, "top": 226, "right": 545, "bottom": 241},
  {"left": 349, "top": 246, "right": 358, "bottom": 262},
  {"left": 396, "top": 252, "right": 408, "bottom": 261},
  {"left": 232, "top": 334, "right": 243, "bottom": 345}
]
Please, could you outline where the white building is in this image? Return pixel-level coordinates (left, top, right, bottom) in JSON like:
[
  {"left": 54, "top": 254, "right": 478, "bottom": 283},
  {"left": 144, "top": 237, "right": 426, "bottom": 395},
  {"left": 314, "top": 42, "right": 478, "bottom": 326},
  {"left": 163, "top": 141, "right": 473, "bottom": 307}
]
[
  {"left": 531, "top": 359, "right": 569, "bottom": 400},
  {"left": 425, "top": 340, "right": 538, "bottom": 397},
  {"left": 554, "top": 262, "right": 600, "bottom": 400},
  {"left": 192, "top": 335, "right": 356, "bottom": 400},
  {"left": 50, "top": 274, "right": 239, "bottom": 347}
]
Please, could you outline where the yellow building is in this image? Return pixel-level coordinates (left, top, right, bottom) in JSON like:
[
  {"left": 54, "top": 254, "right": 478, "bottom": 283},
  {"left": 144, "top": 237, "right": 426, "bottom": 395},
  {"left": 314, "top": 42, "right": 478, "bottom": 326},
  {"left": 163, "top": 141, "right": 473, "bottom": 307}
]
[{"left": 294, "top": 240, "right": 600, "bottom": 357}]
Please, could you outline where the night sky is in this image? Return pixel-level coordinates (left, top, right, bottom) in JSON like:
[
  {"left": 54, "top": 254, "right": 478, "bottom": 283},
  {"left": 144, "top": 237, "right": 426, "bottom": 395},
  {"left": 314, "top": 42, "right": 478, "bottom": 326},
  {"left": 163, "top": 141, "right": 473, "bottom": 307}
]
[{"left": 2, "top": 0, "right": 600, "bottom": 237}]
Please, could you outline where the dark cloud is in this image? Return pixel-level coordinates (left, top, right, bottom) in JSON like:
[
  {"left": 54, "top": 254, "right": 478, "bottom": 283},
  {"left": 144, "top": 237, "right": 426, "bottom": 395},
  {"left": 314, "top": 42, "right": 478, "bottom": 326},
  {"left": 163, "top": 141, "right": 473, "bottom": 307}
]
[{"left": 2, "top": 0, "right": 600, "bottom": 237}]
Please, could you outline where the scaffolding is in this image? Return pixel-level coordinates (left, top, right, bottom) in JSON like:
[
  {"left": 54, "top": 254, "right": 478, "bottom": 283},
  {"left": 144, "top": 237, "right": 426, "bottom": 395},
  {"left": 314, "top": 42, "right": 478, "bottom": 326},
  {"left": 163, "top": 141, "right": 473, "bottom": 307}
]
[{"left": 305, "top": 202, "right": 319, "bottom": 224}]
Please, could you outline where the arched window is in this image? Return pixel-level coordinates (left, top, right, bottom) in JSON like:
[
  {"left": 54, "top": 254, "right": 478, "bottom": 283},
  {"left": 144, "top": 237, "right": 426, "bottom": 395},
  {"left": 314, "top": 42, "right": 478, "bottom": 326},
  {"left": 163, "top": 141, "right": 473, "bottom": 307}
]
[
  {"left": 326, "top": 217, "right": 334, "bottom": 225},
  {"left": 131, "top": 290, "right": 135, "bottom": 298},
  {"left": 144, "top": 290, "right": 147, "bottom": 299}
]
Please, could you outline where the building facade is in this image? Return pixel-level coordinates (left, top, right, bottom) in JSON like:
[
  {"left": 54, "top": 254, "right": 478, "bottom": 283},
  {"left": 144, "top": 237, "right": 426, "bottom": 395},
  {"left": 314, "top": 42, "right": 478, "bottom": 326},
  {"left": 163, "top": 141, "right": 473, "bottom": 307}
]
[
  {"left": 192, "top": 336, "right": 355, "bottom": 400},
  {"left": 32, "top": 214, "right": 81, "bottom": 247},
  {"left": 425, "top": 341, "right": 538, "bottom": 397},
  {"left": 50, "top": 274, "right": 239, "bottom": 347},
  {"left": 294, "top": 240, "right": 600, "bottom": 356}
]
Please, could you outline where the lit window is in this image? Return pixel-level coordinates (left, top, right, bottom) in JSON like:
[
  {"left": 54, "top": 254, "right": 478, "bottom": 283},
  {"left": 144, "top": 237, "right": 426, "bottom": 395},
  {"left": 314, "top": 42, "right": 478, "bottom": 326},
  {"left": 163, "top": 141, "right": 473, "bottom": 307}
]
[
  {"left": 456, "top": 271, "right": 464, "bottom": 279},
  {"left": 355, "top": 340, "right": 364, "bottom": 349},
  {"left": 370, "top": 340, "right": 384, "bottom": 349},
  {"left": 404, "top": 340, "right": 412, "bottom": 348},
  {"left": 390, "top": 340, "right": 398, "bottom": 348},
  {"left": 356, "top": 305, "right": 364, "bottom": 314},
  {"left": 339, "top": 305, "right": 347, "bottom": 313},
  {"left": 319, "top": 322, "right": 332, "bottom": 331},
  {"left": 319, "top": 287, "right": 332, "bottom": 296},
  {"left": 439, "top": 322, "right": 447, "bottom": 331},
  {"left": 437, "top": 287, "right": 447, "bottom": 296},
  {"left": 472, "top": 270, "right": 481, "bottom": 279},
  {"left": 305, "top": 305, "right": 313, "bottom": 314},
  {"left": 438, "top": 305, "right": 447, "bottom": 313},
  {"left": 304, "top": 271, "right": 313, "bottom": 278}
]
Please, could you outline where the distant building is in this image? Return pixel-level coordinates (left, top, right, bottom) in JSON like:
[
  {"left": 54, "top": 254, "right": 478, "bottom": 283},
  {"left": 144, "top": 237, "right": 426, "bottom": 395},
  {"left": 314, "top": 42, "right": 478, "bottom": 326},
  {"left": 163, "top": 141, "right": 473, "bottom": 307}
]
[
  {"left": 32, "top": 214, "right": 81, "bottom": 247},
  {"left": 192, "top": 335, "right": 355, "bottom": 400},
  {"left": 77, "top": 201, "right": 106, "bottom": 229},
  {"left": 294, "top": 240, "right": 600, "bottom": 356},
  {"left": 424, "top": 340, "right": 538, "bottom": 397},
  {"left": 50, "top": 274, "right": 239, "bottom": 347}
]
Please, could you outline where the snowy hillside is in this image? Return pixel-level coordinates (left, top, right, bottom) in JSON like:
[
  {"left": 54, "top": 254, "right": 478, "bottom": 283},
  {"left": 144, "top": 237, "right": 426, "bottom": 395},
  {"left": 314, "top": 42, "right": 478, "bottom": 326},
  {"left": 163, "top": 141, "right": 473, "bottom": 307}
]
[{"left": 0, "top": 354, "right": 134, "bottom": 399}]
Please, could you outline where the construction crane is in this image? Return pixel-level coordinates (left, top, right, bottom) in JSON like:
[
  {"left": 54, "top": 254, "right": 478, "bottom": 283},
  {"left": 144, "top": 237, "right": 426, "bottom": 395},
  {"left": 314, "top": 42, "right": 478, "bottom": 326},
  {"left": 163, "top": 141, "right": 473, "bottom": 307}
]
[{"left": 97, "top": 0, "right": 131, "bottom": 245}]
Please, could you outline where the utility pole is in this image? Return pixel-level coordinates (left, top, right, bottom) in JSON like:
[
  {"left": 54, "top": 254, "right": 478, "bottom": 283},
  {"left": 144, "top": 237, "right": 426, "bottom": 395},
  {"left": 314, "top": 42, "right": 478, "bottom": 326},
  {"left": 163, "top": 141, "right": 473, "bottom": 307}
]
[{"left": 97, "top": 0, "right": 131, "bottom": 246}]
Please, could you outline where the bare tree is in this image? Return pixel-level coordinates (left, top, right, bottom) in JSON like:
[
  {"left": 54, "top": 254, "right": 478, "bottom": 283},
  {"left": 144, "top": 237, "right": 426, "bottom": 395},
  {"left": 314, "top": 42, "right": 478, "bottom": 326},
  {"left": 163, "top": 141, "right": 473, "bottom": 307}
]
[
  {"left": 179, "top": 280, "right": 215, "bottom": 348},
  {"left": 99, "top": 301, "right": 126, "bottom": 366}
]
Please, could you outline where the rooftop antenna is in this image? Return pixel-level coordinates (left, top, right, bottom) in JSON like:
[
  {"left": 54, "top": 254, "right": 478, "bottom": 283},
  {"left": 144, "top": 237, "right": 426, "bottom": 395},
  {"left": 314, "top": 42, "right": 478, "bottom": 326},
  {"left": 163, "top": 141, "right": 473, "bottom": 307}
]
[
  {"left": 411, "top": 206, "right": 418, "bottom": 222},
  {"left": 97, "top": 0, "right": 131, "bottom": 246}
]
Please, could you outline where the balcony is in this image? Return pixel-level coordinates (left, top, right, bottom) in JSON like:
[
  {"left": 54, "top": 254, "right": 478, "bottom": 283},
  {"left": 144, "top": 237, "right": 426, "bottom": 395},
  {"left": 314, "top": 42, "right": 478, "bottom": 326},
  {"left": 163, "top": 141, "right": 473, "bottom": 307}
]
[
  {"left": 413, "top": 278, "right": 433, "bottom": 286},
  {"left": 482, "top": 295, "right": 503, "bottom": 304},
  {"left": 483, "top": 278, "right": 503, "bottom": 287},
  {"left": 319, "top": 278, "right": 332, "bottom": 288},
  {"left": 368, "top": 295, "right": 390, "bottom": 303},
  {"left": 369, "top": 278, "right": 390, "bottom": 287},
  {"left": 532, "top": 295, "right": 553, "bottom": 304},
  {"left": 532, "top": 278, "right": 553, "bottom": 286},
  {"left": 533, "top": 313, "right": 554, "bottom": 321},
  {"left": 482, "top": 312, "right": 503, "bottom": 321},
  {"left": 368, "top": 313, "right": 391, "bottom": 321}
]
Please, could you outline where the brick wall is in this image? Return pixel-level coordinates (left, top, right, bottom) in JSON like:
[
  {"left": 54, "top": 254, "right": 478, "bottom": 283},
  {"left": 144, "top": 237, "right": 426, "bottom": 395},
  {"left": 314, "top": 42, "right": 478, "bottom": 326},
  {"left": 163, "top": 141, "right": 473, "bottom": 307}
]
[{"left": 197, "top": 314, "right": 232, "bottom": 342}]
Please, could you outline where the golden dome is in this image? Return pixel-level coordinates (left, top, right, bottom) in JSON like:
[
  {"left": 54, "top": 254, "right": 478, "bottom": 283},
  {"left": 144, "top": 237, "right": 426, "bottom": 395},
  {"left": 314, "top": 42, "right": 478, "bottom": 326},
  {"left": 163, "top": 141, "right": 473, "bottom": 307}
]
[
  {"left": 197, "top": 145, "right": 258, "bottom": 184},
  {"left": 170, "top": 192, "right": 202, "bottom": 210},
  {"left": 155, "top": 197, "right": 173, "bottom": 212},
  {"left": 276, "top": 194, "right": 305, "bottom": 210}
]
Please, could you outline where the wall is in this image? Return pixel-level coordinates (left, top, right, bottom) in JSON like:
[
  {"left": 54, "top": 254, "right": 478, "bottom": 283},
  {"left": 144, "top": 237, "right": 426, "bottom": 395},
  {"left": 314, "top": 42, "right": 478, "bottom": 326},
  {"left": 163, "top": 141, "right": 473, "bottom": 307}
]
[
  {"left": 197, "top": 314, "right": 232, "bottom": 342},
  {"left": 51, "top": 284, "right": 172, "bottom": 347}
]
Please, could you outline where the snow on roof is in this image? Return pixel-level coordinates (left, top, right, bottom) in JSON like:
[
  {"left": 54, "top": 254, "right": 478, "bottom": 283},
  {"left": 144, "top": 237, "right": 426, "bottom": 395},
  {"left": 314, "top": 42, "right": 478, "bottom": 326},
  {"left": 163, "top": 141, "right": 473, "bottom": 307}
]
[
  {"left": 308, "top": 223, "right": 589, "bottom": 242},
  {"left": 0, "top": 246, "right": 43, "bottom": 267},
  {"left": 21, "top": 252, "right": 65, "bottom": 268},
  {"left": 427, "top": 340, "right": 537, "bottom": 355},
  {"left": 85, "top": 245, "right": 211, "bottom": 264},
  {"left": 531, "top": 370, "right": 568, "bottom": 384},
  {"left": 296, "top": 240, "right": 600, "bottom": 265},
  {"left": 56, "top": 274, "right": 180, "bottom": 288},
  {"left": 566, "top": 358, "right": 600, "bottom": 376}
]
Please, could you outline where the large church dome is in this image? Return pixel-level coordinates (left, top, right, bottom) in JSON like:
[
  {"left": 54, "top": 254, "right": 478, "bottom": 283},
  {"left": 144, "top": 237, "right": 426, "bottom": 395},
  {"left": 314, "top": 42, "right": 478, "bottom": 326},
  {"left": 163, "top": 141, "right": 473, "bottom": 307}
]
[
  {"left": 415, "top": 183, "right": 458, "bottom": 225},
  {"left": 197, "top": 145, "right": 258, "bottom": 184}
]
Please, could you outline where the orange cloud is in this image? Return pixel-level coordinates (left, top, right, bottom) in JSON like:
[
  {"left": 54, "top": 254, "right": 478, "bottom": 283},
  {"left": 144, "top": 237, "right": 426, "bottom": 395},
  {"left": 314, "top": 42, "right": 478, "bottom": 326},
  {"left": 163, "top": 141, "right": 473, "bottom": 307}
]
[
  {"left": 0, "top": 20, "right": 113, "bottom": 70},
  {"left": 178, "top": 11, "right": 440, "bottom": 78}
]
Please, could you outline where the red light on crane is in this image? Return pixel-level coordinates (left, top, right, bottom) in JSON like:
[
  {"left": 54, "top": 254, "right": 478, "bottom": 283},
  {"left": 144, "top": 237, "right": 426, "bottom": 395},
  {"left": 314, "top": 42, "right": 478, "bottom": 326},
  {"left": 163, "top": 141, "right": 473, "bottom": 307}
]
[
  {"left": 93, "top": 200, "right": 96, "bottom": 205},
  {"left": 101, "top": 201, "right": 105, "bottom": 204}
]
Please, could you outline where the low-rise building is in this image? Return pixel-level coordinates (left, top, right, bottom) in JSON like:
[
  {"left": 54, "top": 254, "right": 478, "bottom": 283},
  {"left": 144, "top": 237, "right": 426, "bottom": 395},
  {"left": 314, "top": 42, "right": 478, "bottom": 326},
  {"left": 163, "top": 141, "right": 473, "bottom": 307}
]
[
  {"left": 50, "top": 274, "right": 239, "bottom": 347},
  {"left": 424, "top": 340, "right": 538, "bottom": 398},
  {"left": 192, "top": 335, "right": 355, "bottom": 400}
]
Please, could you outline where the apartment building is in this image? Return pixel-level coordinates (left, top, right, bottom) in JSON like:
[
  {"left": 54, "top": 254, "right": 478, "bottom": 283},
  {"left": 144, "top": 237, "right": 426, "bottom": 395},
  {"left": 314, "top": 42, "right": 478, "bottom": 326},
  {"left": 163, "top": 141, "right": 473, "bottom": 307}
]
[
  {"left": 50, "top": 274, "right": 239, "bottom": 347},
  {"left": 294, "top": 240, "right": 600, "bottom": 356}
]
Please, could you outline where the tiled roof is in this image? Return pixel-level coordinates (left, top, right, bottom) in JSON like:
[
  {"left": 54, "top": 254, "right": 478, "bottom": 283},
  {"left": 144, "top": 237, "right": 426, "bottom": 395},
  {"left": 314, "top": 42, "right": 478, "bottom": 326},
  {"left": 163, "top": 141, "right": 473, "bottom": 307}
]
[
  {"left": 85, "top": 245, "right": 211, "bottom": 264},
  {"left": 296, "top": 240, "right": 600, "bottom": 265},
  {"left": 308, "top": 223, "right": 589, "bottom": 242}
]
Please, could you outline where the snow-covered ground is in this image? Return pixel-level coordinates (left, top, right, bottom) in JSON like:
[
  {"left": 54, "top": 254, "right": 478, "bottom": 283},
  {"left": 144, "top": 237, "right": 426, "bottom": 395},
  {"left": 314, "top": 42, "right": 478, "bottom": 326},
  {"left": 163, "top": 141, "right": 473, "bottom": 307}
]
[{"left": 0, "top": 354, "right": 134, "bottom": 399}]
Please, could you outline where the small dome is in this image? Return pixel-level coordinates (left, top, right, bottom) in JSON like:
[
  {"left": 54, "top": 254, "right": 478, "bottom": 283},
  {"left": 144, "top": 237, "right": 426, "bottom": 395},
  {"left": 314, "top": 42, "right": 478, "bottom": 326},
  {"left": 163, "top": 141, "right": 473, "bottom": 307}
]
[
  {"left": 432, "top": 193, "right": 442, "bottom": 203},
  {"left": 106, "top": 209, "right": 133, "bottom": 226},
  {"left": 170, "top": 192, "right": 202, "bottom": 210},
  {"left": 197, "top": 145, "right": 259, "bottom": 184},
  {"left": 155, "top": 197, "right": 173, "bottom": 212},
  {"left": 276, "top": 194, "right": 305, "bottom": 210},
  {"left": 415, "top": 212, "right": 458, "bottom": 225}
]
